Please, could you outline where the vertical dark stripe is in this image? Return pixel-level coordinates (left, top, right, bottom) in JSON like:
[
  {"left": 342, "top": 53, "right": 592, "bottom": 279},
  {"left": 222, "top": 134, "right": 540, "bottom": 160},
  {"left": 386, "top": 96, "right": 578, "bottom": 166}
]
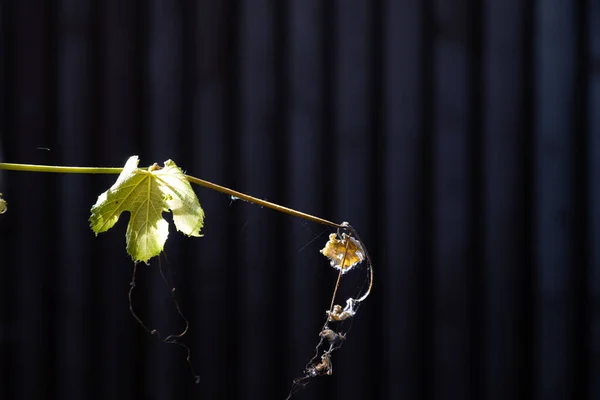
[
  {"left": 431, "top": 0, "right": 472, "bottom": 398},
  {"left": 238, "top": 0, "right": 281, "bottom": 397},
  {"left": 180, "top": 0, "right": 196, "bottom": 166},
  {"left": 56, "top": 0, "right": 96, "bottom": 397},
  {"left": 146, "top": 0, "right": 183, "bottom": 160},
  {"left": 43, "top": 2, "right": 60, "bottom": 397},
  {"left": 332, "top": 0, "right": 371, "bottom": 224},
  {"left": 135, "top": 0, "right": 149, "bottom": 152},
  {"left": 285, "top": 2, "right": 330, "bottom": 396},
  {"left": 272, "top": 0, "right": 288, "bottom": 395},
  {"left": 90, "top": 0, "right": 103, "bottom": 165},
  {"left": 482, "top": 1, "right": 530, "bottom": 399},
  {"left": 588, "top": 2, "right": 600, "bottom": 398},
  {"left": 44, "top": 0, "right": 59, "bottom": 396},
  {"left": 223, "top": 0, "right": 242, "bottom": 397},
  {"left": 521, "top": 0, "right": 537, "bottom": 398},
  {"left": 0, "top": 2, "right": 15, "bottom": 397},
  {"left": 468, "top": 0, "right": 483, "bottom": 398},
  {"left": 419, "top": 0, "right": 435, "bottom": 398},
  {"left": 369, "top": 0, "right": 384, "bottom": 398},
  {"left": 383, "top": 0, "right": 423, "bottom": 398},
  {"left": 320, "top": 0, "right": 336, "bottom": 224},
  {"left": 100, "top": 0, "right": 137, "bottom": 161},
  {"left": 573, "top": 0, "right": 590, "bottom": 398}
]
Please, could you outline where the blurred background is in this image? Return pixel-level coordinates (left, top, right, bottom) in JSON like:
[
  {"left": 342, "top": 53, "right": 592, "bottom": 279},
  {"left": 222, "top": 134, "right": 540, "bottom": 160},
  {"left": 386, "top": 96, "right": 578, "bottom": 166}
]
[{"left": 0, "top": 0, "right": 599, "bottom": 399}]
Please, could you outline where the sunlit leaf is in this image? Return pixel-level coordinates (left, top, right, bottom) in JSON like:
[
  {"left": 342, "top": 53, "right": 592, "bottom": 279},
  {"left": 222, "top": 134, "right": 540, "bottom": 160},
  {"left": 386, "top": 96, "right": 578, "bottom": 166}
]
[
  {"left": 89, "top": 156, "right": 204, "bottom": 263},
  {"left": 320, "top": 233, "right": 364, "bottom": 274}
]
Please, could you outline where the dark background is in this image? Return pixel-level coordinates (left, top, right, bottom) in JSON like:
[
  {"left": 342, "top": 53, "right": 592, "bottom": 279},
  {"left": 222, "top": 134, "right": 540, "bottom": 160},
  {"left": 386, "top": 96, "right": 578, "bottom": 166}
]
[{"left": 0, "top": 0, "right": 599, "bottom": 399}]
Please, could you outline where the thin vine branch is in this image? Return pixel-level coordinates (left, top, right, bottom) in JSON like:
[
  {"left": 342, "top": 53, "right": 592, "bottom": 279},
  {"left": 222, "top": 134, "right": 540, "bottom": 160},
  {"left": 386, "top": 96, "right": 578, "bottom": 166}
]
[
  {"left": 1, "top": 160, "right": 375, "bottom": 398},
  {"left": 327, "top": 238, "right": 350, "bottom": 316},
  {"left": 0, "top": 162, "right": 123, "bottom": 175},
  {"left": 184, "top": 175, "right": 341, "bottom": 228},
  {"left": 0, "top": 162, "right": 342, "bottom": 228}
]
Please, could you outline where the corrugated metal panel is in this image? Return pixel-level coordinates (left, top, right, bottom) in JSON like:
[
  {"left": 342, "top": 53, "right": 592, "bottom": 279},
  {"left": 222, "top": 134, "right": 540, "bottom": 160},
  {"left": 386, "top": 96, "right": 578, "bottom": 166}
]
[{"left": 0, "top": 1, "right": 597, "bottom": 399}]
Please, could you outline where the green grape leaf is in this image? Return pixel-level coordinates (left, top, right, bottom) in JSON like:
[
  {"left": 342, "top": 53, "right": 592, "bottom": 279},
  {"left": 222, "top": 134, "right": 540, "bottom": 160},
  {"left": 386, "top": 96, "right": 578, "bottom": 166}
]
[
  {"left": 0, "top": 193, "right": 6, "bottom": 214},
  {"left": 89, "top": 156, "right": 204, "bottom": 263}
]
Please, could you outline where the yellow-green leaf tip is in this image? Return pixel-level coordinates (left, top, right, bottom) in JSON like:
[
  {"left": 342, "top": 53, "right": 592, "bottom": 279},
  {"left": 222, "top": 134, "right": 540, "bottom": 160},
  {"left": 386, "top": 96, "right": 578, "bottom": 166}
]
[
  {"left": 0, "top": 193, "right": 6, "bottom": 214},
  {"left": 89, "top": 155, "right": 205, "bottom": 263}
]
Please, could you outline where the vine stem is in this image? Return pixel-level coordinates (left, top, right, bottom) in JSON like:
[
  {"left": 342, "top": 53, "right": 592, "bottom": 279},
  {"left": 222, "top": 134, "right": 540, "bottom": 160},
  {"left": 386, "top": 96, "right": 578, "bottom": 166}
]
[
  {"left": 327, "top": 237, "right": 350, "bottom": 316},
  {"left": 0, "top": 162, "right": 342, "bottom": 229}
]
